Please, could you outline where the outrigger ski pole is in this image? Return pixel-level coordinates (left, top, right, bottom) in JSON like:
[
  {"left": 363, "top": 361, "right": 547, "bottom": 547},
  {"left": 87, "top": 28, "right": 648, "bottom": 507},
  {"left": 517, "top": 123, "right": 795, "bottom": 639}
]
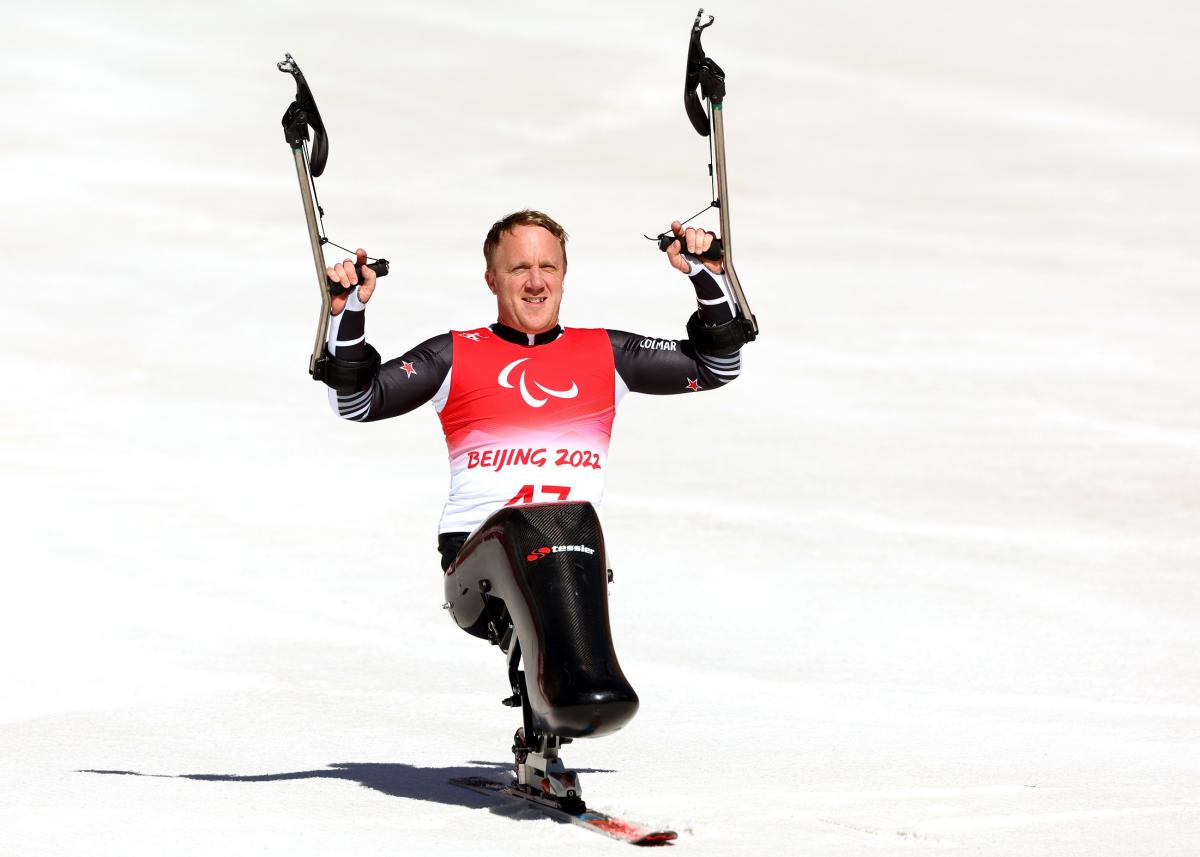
[
  {"left": 277, "top": 53, "right": 390, "bottom": 381},
  {"left": 649, "top": 9, "right": 759, "bottom": 341}
]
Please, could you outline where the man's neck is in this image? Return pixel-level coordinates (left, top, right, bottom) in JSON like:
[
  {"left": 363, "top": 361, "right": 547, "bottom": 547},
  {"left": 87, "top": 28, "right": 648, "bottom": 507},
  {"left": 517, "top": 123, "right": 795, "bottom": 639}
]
[{"left": 490, "top": 321, "right": 564, "bottom": 346}]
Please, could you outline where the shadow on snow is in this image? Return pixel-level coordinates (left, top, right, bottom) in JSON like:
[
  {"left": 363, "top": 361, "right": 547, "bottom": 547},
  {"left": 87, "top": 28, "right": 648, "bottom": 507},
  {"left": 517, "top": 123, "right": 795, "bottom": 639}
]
[{"left": 80, "top": 760, "right": 614, "bottom": 823}]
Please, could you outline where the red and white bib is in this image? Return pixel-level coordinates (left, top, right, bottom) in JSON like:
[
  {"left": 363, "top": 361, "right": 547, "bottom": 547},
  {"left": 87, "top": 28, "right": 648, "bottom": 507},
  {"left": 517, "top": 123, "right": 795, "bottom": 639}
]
[{"left": 435, "top": 327, "right": 617, "bottom": 533}]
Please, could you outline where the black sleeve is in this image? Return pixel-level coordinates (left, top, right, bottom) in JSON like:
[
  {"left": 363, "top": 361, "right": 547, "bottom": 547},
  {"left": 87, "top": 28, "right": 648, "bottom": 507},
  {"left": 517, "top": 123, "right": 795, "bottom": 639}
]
[
  {"left": 325, "top": 291, "right": 452, "bottom": 422},
  {"left": 608, "top": 330, "right": 740, "bottom": 394},
  {"left": 608, "top": 263, "right": 743, "bottom": 395}
]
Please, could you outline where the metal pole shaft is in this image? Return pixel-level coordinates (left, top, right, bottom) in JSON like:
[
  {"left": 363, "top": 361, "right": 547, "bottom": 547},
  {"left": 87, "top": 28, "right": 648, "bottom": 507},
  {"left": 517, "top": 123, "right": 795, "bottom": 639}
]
[
  {"left": 291, "top": 146, "right": 332, "bottom": 374},
  {"left": 710, "top": 101, "right": 758, "bottom": 336}
]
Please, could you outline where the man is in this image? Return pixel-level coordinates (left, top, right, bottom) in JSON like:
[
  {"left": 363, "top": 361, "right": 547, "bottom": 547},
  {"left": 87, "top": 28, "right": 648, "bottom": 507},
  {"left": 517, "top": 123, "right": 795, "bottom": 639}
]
[
  {"left": 315, "top": 209, "right": 746, "bottom": 800},
  {"left": 320, "top": 210, "right": 744, "bottom": 570}
]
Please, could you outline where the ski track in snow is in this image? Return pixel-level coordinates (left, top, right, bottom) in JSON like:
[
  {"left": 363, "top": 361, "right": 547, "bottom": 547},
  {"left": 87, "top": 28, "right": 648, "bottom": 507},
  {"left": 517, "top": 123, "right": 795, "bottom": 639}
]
[{"left": 2, "top": 1, "right": 1198, "bottom": 855}]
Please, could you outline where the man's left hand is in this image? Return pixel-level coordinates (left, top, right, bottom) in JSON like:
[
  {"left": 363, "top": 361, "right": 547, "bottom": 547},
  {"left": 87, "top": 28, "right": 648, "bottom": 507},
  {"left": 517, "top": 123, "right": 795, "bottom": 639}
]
[{"left": 665, "top": 220, "right": 724, "bottom": 275}]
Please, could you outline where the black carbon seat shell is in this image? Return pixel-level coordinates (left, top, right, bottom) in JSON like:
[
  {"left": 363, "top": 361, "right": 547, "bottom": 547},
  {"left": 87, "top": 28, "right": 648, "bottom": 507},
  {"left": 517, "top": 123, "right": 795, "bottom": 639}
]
[{"left": 444, "top": 502, "right": 639, "bottom": 737}]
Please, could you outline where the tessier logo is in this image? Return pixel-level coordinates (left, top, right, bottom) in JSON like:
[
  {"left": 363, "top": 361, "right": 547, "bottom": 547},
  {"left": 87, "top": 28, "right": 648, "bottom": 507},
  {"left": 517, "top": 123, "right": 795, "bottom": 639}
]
[
  {"left": 498, "top": 358, "right": 579, "bottom": 409},
  {"left": 527, "top": 545, "right": 596, "bottom": 562}
]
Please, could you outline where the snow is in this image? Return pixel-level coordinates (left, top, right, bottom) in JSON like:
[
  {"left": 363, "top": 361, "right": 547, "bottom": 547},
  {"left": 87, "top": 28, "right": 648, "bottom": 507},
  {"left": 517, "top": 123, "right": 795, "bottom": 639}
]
[{"left": 2, "top": 1, "right": 1198, "bottom": 854}]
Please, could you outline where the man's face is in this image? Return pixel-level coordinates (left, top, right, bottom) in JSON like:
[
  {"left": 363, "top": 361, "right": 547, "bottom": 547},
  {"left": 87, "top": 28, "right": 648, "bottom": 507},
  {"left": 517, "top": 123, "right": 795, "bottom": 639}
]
[{"left": 485, "top": 225, "right": 565, "bottom": 334}]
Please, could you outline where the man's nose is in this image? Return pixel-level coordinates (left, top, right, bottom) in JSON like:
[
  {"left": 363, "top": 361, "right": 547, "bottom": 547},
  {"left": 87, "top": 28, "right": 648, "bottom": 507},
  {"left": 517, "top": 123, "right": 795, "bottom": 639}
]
[{"left": 527, "top": 267, "right": 546, "bottom": 289}]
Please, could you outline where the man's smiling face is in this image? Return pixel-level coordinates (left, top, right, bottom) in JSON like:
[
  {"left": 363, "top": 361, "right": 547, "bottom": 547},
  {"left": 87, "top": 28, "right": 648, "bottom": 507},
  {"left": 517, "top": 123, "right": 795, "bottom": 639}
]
[{"left": 485, "top": 224, "right": 566, "bottom": 334}]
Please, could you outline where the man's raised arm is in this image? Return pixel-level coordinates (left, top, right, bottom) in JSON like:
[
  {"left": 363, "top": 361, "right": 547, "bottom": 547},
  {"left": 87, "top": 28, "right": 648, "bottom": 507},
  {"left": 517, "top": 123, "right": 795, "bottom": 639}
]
[
  {"left": 609, "top": 224, "right": 745, "bottom": 395},
  {"left": 320, "top": 250, "right": 452, "bottom": 422}
]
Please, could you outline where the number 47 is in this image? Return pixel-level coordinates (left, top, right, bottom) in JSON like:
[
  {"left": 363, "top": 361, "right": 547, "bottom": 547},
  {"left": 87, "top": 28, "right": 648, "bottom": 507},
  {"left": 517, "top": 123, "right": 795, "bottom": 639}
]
[{"left": 506, "top": 485, "right": 572, "bottom": 505}]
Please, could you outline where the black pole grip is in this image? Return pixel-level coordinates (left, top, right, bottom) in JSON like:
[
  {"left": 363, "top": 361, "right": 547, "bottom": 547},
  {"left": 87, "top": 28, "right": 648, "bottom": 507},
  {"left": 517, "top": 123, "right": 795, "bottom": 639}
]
[
  {"left": 656, "top": 232, "right": 723, "bottom": 262},
  {"left": 326, "top": 258, "right": 390, "bottom": 298}
]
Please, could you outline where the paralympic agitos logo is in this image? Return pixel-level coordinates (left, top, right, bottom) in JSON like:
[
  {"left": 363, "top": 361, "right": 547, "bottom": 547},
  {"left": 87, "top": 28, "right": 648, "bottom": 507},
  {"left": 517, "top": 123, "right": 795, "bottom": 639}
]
[{"left": 499, "top": 358, "right": 578, "bottom": 409}]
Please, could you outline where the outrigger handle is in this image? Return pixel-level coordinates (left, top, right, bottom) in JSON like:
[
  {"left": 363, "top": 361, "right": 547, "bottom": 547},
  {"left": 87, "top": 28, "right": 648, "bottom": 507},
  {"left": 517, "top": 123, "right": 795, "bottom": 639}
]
[
  {"left": 326, "top": 259, "right": 391, "bottom": 298},
  {"left": 654, "top": 231, "right": 724, "bottom": 263}
]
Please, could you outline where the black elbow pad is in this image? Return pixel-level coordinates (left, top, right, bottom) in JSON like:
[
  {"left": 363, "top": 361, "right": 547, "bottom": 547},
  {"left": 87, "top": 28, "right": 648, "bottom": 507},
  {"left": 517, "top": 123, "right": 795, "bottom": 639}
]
[
  {"left": 685, "top": 311, "right": 749, "bottom": 357},
  {"left": 312, "top": 343, "right": 381, "bottom": 394}
]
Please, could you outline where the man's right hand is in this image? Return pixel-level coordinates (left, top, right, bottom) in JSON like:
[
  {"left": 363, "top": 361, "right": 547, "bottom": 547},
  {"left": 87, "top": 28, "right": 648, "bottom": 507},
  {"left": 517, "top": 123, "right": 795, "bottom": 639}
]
[{"left": 328, "top": 247, "right": 378, "bottom": 315}]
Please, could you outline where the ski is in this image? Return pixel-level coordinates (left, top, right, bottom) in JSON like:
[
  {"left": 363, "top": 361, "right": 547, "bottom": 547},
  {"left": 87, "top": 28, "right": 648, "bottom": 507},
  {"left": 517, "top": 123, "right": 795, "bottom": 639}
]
[{"left": 450, "top": 776, "right": 678, "bottom": 846}]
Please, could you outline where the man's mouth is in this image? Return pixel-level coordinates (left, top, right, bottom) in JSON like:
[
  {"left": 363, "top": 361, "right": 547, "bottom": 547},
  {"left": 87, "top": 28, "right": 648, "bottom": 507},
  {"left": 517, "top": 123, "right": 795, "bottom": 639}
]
[{"left": 523, "top": 297, "right": 547, "bottom": 304}]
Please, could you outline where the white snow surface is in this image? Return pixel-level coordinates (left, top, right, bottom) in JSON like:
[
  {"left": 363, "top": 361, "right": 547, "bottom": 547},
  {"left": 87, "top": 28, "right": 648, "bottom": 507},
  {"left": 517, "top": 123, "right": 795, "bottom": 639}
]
[{"left": 3, "top": 1, "right": 1199, "bottom": 854}]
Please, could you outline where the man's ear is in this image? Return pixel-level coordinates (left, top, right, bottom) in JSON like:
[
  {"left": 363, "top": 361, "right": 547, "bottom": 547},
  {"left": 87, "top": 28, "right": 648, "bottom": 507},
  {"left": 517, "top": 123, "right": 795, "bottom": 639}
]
[{"left": 484, "top": 270, "right": 497, "bottom": 294}]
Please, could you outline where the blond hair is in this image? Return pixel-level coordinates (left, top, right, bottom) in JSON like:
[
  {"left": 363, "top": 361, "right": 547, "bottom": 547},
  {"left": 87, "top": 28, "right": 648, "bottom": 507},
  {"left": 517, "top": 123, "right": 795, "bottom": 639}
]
[{"left": 483, "top": 210, "right": 569, "bottom": 270}]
